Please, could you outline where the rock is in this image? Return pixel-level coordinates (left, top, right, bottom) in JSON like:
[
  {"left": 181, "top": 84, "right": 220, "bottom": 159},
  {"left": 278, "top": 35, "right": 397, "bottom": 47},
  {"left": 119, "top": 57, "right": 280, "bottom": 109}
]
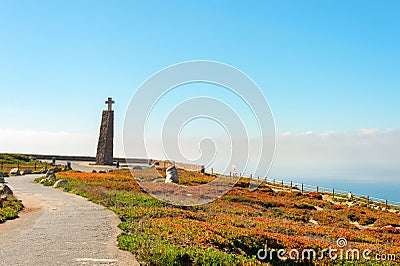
[
  {"left": 99, "top": 170, "right": 107, "bottom": 174},
  {"left": 0, "top": 172, "right": 9, "bottom": 177},
  {"left": 0, "top": 184, "right": 13, "bottom": 197},
  {"left": 21, "top": 169, "right": 32, "bottom": 175},
  {"left": 39, "top": 179, "right": 46, "bottom": 184},
  {"left": 0, "top": 176, "right": 5, "bottom": 183},
  {"left": 46, "top": 174, "right": 56, "bottom": 182},
  {"left": 46, "top": 169, "right": 54, "bottom": 177},
  {"left": 53, "top": 179, "right": 68, "bottom": 188},
  {"left": 165, "top": 165, "right": 179, "bottom": 184},
  {"left": 92, "top": 169, "right": 97, "bottom": 173},
  {"left": 132, "top": 166, "right": 142, "bottom": 170},
  {"left": 40, "top": 167, "right": 47, "bottom": 174},
  {"left": 9, "top": 168, "right": 20, "bottom": 176},
  {"left": 108, "top": 169, "right": 114, "bottom": 173},
  {"left": 54, "top": 167, "right": 62, "bottom": 173}
]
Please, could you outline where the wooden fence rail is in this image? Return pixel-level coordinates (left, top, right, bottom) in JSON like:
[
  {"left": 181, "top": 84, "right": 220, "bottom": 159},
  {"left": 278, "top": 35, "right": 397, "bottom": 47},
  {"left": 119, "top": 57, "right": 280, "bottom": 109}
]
[{"left": 205, "top": 169, "right": 400, "bottom": 209}]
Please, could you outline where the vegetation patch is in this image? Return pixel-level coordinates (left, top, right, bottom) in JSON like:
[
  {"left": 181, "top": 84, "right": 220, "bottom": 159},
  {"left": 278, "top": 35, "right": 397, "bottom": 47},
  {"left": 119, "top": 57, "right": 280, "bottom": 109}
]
[
  {"left": 36, "top": 169, "right": 400, "bottom": 265},
  {"left": 0, "top": 197, "right": 24, "bottom": 223},
  {"left": 0, "top": 153, "right": 49, "bottom": 173}
]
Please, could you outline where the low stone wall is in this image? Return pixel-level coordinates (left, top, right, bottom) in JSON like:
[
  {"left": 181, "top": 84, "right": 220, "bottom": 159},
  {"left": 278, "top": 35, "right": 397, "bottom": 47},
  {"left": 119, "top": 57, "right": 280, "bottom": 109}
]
[{"left": 21, "top": 154, "right": 151, "bottom": 165}]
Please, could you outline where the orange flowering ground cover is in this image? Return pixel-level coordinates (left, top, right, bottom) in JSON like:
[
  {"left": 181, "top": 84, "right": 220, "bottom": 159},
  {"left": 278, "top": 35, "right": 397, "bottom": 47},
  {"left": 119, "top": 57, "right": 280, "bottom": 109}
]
[{"left": 49, "top": 169, "right": 400, "bottom": 265}]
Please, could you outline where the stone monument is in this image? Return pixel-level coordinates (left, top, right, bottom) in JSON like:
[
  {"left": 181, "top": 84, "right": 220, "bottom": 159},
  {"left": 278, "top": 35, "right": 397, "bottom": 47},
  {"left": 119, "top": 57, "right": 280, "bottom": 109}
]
[{"left": 96, "top": 97, "right": 115, "bottom": 165}]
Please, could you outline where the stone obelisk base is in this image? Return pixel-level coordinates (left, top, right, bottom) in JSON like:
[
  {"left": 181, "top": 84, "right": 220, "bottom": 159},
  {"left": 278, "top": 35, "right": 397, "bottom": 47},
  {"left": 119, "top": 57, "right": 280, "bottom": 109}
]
[{"left": 96, "top": 110, "right": 114, "bottom": 165}]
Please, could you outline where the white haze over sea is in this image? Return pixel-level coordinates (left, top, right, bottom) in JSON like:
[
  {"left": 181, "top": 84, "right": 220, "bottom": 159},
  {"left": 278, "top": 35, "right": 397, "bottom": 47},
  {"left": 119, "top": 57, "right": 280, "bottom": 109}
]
[{"left": 1, "top": 128, "right": 399, "bottom": 202}]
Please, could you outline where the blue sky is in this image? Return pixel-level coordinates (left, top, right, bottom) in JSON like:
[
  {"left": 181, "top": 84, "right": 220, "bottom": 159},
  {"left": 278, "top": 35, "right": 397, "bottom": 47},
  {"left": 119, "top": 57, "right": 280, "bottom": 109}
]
[
  {"left": 0, "top": 1, "right": 399, "bottom": 199},
  {"left": 1, "top": 0, "right": 399, "bottom": 134}
]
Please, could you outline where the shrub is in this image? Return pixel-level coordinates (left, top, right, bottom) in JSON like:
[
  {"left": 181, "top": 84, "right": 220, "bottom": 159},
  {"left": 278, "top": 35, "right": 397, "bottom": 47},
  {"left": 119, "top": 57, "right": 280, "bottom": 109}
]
[
  {"left": 294, "top": 203, "right": 316, "bottom": 210},
  {"left": 308, "top": 192, "right": 323, "bottom": 200}
]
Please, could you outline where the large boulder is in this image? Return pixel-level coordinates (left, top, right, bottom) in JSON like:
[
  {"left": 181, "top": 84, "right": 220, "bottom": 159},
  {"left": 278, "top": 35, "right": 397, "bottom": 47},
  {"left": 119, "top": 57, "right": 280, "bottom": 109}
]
[
  {"left": 165, "top": 165, "right": 179, "bottom": 184},
  {"left": 53, "top": 179, "right": 68, "bottom": 188},
  {"left": 0, "top": 184, "right": 13, "bottom": 197},
  {"left": 10, "top": 168, "right": 20, "bottom": 176}
]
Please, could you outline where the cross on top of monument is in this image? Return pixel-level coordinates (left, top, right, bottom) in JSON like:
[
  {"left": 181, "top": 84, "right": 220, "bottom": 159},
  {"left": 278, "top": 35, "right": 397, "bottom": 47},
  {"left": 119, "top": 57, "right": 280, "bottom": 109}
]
[{"left": 105, "top": 97, "right": 115, "bottom": 111}]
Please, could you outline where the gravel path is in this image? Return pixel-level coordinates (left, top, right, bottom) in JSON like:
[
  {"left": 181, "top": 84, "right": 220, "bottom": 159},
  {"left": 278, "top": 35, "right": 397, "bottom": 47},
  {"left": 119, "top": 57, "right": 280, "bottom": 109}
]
[{"left": 0, "top": 174, "right": 139, "bottom": 266}]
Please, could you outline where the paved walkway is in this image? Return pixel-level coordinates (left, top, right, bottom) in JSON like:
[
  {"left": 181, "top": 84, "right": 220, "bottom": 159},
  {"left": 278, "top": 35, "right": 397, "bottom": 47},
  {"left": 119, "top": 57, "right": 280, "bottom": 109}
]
[{"left": 0, "top": 174, "right": 139, "bottom": 266}]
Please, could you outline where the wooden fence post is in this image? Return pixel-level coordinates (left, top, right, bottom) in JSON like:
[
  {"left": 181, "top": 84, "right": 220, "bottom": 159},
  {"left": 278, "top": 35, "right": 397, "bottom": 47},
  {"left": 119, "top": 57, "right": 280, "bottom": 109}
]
[
  {"left": 17, "top": 162, "right": 20, "bottom": 171},
  {"left": 281, "top": 180, "right": 284, "bottom": 189},
  {"left": 332, "top": 188, "right": 335, "bottom": 199},
  {"left": 385, "top": 200, "right": 388, "bottom": 211},
  {"left": 211, "top": 168, "right": 213, "bottom": 175},
  {"left": 250, "top": 174, "right": 252, "bottom": 179},
  {"left": 316, "top": 186, "right": 319, "bottom": 193},
  {"left": 301, "top": 183, "right": 304, "bottom": 193},
  {"left": 290, "top": 181, "right": 292, "bottom": 192}
]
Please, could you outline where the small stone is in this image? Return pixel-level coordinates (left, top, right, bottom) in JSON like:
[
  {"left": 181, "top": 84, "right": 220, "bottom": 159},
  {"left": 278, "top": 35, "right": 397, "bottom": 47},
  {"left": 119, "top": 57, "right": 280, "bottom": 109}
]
[
  {"left": 46, "top": 174, "right": 56, "bottom": 183},
  {"left": 0, "top": 184, "right": 13, "bottom": 197},
  {"left": 53, "top": 167, "right": 62, "bottom": 173},
  {"left": 9, "top": 168, "right": 20, "bottom": 176},
  {"left": 46, "top": 169, "right": 55, "bottom": 177},
  {"left": 53, "top": 179, "right": 68, "bottom": 188},
  {"left": 21, "top": 169, "right": 32, "bottom": 175},
  {"left": 0, "top": 172, "right": 8, "bottom": 177}
]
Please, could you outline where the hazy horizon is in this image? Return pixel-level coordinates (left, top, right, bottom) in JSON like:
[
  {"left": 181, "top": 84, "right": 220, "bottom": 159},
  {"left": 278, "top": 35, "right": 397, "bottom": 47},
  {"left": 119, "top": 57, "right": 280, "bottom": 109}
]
[{"left": 1, "top": 1, "right": 399, "bottom": 200}]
